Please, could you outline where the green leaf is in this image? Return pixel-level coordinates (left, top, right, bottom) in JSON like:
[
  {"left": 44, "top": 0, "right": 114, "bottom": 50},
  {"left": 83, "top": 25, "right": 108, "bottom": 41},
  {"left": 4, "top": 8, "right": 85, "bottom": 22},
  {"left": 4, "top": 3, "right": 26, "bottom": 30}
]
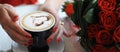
[
  {"left": 76, "top": 30, "right": 84, "bottom": 37},
  {"left": 80, "top": 37, "right": 92, "bottom": 52},
  {"left": 83, "top": 8, "right": 94, "bottom": 23},
  {"left": 83, "top": 0, "right": 97, "bottom": 15},
  {"left": 62, "top": 5, "right": 66, "bottom": 12},
  {"left": 71, "top": 0, "right": 84, "bottom": 26}
]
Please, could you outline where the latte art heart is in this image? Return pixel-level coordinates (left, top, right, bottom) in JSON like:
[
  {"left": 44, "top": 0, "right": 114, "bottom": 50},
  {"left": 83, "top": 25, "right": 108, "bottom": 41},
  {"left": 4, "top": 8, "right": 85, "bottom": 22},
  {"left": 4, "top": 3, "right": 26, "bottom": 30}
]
[{"left": 19, "top": 11, "right": 55, "bottom": 32}]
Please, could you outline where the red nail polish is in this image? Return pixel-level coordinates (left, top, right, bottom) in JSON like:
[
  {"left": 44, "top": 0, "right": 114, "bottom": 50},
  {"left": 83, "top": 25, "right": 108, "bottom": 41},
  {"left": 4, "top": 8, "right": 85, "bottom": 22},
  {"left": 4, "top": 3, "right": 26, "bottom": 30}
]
[
  {"left": 14, "top": 15, "right": 18, "bottom": 19},
  {"left": 13, "top": 15, "right": 18, "bottom": 22},
  {"left": 63, "top": 32, "right": 71, "bottom": 37},
  {"left": 47, "top": 38, "right": 52, "bottom": 44},
  {"left": 26, "top": 35, "right": 32, "bottom": 38},
  {"left": 56, "top": 38, "right": 61, "bottom": 43},
  {"left": 52, "top": 27, "right": 57, "bottom": 33},
  {"left": 73, "top": 25, "right": 80, "bottom": 29},
  {"left": 24, "top": 43, "right": 28, "bottom": 46}
]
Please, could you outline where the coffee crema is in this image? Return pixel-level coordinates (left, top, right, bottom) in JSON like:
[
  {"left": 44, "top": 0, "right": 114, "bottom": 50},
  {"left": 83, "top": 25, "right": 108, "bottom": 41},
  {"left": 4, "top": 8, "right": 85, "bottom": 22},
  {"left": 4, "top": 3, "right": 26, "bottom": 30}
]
[{"left": 19, "top": 11, "right": 55, "bottom": 32}]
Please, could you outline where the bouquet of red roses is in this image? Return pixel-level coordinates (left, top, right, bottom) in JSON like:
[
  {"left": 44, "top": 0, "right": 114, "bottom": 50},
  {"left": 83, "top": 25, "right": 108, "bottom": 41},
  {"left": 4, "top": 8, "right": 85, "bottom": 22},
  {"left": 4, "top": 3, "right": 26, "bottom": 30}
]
[{"left": 63, "top": 0, "right": 120, "bottom": 52}]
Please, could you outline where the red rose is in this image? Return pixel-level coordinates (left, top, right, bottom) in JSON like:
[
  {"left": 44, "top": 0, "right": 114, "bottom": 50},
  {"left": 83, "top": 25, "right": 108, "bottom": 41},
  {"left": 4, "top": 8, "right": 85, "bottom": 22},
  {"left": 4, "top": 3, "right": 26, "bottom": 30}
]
[
  {"left": 113, "top": 25, "right": 120, "bottom": 42},
  {"left": 98, "top": 0, "right": 116, "bottom": 11},
  {"left": 108, "top": 46, "right": 120, "bottom": 52},
  {"left": 93, "top": 44, "right": 107, "bottom": 52},
  {"left": 2, "top": 0, "right": 22, "bottom": 6},
  {"left": 65, "top": 3, "right": 74, "bottom": 17},
  {"left": 116, "top": 6, "right": 120, "bottom": 20},
  {"left": 96, "top": 30, "right": 113, "bottom": 45},
  {"left": 1, "top": 0, "right": 37, "bottom": 6},
  {"left": 29, "top": 0, "right": 37, "bottom": 4},
  {"left": 87, "top": 24, "right": 101, "bottom": 40},
  {"left": 0, "top": 0, "right": 3, "bottom": 3},
  {"left": 23, "top": 0, "right": 37, "bottom": 4},
  {"left": 99, "top": 11, "right": 117, "bottom": 31}
]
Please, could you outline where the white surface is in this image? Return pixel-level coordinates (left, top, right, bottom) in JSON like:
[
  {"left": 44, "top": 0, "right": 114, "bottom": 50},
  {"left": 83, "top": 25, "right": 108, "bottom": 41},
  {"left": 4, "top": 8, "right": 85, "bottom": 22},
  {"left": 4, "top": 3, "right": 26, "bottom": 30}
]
[
  {"left": 0, "top": 3, "right": 67, "bottom": 52},
  {"left": 0, "top": 25, "right": 13, "bottom": 51}
]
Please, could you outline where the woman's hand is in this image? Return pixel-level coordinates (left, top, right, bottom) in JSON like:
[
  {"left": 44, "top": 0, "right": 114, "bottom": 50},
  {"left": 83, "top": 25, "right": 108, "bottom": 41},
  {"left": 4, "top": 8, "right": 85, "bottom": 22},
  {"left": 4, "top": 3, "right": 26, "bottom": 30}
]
[
  {"left": 39, "top": 1, "right": 72, "bottom": 44},
  {"left": 0, "top": 4, "right": 32, "bottom": 46}
]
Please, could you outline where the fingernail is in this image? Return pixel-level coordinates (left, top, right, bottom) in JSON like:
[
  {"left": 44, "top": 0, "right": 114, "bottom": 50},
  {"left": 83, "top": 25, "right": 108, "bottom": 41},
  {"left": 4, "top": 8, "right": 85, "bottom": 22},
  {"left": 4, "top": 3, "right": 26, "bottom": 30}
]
[
  {"left": 56, "top": 38, "right": 61, "bottom": 43},
  {"left": 26, "top": 35, "right": 32, "bottom": 38},
  {"left": 73, "top": 25, "right": 80, "bottom": 29},
  {"left": 24, "top": 43, "right": 28, "bottom": 46},
  {"left": 14, "top": 15, "right": 18, "bottom": 19},
  {"left": 63, "top": 32, "right": 71, "bottom": 37},
  {"left": 13, "top": 15, "right": 18, "bottom": 22},
  {"left": 52, "top": 27, "right": 57, "bottom": 33},
  {"left": 47, "top": 38, "right": 52, "bottom": 44}
]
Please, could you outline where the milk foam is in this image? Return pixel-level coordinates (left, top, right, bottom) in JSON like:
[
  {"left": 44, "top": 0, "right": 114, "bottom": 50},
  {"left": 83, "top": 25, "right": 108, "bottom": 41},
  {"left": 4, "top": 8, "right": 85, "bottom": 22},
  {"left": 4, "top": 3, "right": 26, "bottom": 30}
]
[{"left": 20, "top": 11, "right": 55, "bottom": 32}]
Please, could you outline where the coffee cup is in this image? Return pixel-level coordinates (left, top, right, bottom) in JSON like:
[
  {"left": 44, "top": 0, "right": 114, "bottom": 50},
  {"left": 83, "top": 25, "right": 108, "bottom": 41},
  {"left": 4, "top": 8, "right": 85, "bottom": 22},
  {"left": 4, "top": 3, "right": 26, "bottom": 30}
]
[{"left": 19, "top": 11, "right": 56, "bottom": 52}]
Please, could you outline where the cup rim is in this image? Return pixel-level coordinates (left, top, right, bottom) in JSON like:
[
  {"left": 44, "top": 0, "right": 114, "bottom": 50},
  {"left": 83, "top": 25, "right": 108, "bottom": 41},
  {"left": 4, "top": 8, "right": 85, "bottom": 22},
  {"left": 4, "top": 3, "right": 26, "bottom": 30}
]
[{"left": 19, "top": 11, "right": 56, "bottom": 32}]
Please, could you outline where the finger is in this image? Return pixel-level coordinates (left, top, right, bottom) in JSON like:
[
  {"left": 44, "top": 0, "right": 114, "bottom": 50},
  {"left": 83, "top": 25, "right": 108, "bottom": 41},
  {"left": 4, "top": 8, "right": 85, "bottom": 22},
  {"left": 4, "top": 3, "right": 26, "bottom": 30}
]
[
  {"left": 7, "top": 26, "right": 32, "bottom": 46},
  {"left": 40, "top": 9, "right": 60, "bottom": 33},
  {"left": 0, "top": 4, "right": 31, "bottom": 37},
  {"left": 56, "top": 25, "right": 63, "bottom": 43},
  {"left": 0, "top": 4, "right": 32, "bottom": 41},
  {"left": 3, "top": 4, "right": 18, "bottom": 22},
  {"left": 68, "top": 21, "right": 80, "bottom": 35},
  {"left": 62, "top": 26, "right": 71, "bottom": 37},
  {"left": 0, "top": 5, "right": 11, "bottom": 23},
  {"left": 60, "top": 21, "right": 71, "bottom": 37},
  {"left": 71, "top": 25, "right": 80, "bottom": 33},
  {"left": 7, "top": 21, "right": 32, "bottom": 38},
  {"left": 51, "top": 12, "right": 60, "bottom": 33},
  {"left": 3, "top": 25, "right": 30, "bottom": 46},
  {"left": 47, "top": 24, "right": 60, "bottom": 44},
  {"left": 0, "top": 4, "right": 32, "bottom": 46},
  {"left": 39, "top": 6, "right": 60, "bottom": 33}
]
